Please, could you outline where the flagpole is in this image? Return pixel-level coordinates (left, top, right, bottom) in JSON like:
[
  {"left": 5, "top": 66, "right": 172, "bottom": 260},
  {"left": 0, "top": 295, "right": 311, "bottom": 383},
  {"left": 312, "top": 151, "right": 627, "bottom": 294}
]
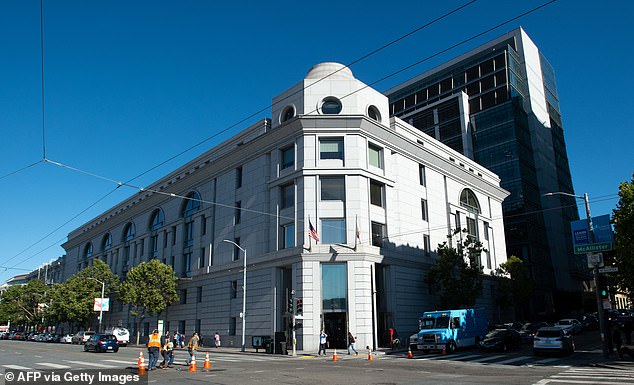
[{"left": 354, "top": 215, "right": 358, "bottom": 251}]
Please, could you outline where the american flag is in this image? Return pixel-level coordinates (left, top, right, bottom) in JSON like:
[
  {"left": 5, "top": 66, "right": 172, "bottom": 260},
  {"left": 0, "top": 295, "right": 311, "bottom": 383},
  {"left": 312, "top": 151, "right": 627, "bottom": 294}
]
[{"left": 309, "top": 220, "right": 319, "bottom": 242}]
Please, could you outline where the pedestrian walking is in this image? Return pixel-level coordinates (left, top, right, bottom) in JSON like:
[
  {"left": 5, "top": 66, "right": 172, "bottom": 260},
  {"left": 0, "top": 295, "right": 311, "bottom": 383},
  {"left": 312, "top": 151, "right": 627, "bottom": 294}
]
[
  {"left": 186, "top": 332, "right": 199, "bottom": 365},
  {"left": 180, "top": 332, "right": 186, "bottom": 348},
  {"left": 146, "top": 329, "right": 161, "bottom": 370},
  {"left": 214, "top": 332, "right": 221, "bottom": 348},
  {"left": 160, "top": 334, "right": 174, "bottom": 368},
  {"left": 347, "top": 331, "right": 358, "bottom": 355},
  {"left": 173, "top": 331, "right": 180, "bottom": 349},
  {"left": 159, "top": 331, "right": 172, "bottom": 368},
  {"left": 318, "top": 330, "right": 328, "bottom": 356}
]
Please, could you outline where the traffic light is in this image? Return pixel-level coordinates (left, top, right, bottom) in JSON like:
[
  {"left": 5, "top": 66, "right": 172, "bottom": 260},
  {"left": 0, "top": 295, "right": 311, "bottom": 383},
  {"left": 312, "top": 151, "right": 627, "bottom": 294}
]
[
  {"left": 600, "top": 288, "right": 609, "bottom": 299},
  {"left": 287, "top": 298, "right": 294, "bottom": 313},
  {"left": 296, "top": 299, "right": 303, "bottom": 315},
  {"left": 294, "top": 322, "right": 303, "bottom": 330}
]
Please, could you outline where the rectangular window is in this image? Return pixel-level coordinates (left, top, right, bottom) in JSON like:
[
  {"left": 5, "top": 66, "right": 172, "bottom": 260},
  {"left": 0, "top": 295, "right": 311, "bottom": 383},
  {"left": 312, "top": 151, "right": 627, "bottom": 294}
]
[
  {"left": 230, "top": 280, "right": 237, "bottom": 299},
  {"left": 233, "top": 238, "right": 241, "bottom": 261},
  {"left": 281, "top": 184, "right": 294, "bottom": 209},
  {"left": 319, "top": 138, "right": 344, "bottom": 160},
  {"left": 368, "top": 143, "right": 383, "bottom": 169},
  {"left": 321, "top": 218, "right": 346, "bottom": 244},
  {"left": 183, "top": 252, "right": 192, "bottom": 277},
  {"left": 282, "top": 223, "right": 295, "bottom": 249},
  {"left": 172, "top": 226, "right": 177, "bottom": 245},
  {"left": 196, "top": 286, "right": 203, "bottom": 303},
  {"left": 370, "top": 180, "right": 384, "bottom": 207},
  {"left": 201, "top": 215, "right": 206, "bottom": 236},
  {"left": 421, "top": 199, "right": 428, "bottom": 221},
  {"left": 483, "top": 222, "right": 490, "bottom": 241},
  {"left": 139, "top": 240, "right": 144, "bottom": 257},
  {"left": 236, "top": 166, "right": 243, "bottom": 189},
  {"left": 150, "top": 235, "right": 158, "bottom": 258},
  {"left": 180, "top": 289, "right": 187, "bottom": 304},
  {"left": 419, "top": 164, "right": 426, "bottom": 186},
  {"left": 229, "top": 317, "right": 237, "bottom": 336},
  {"left": 163, "top": 230, "right": 168, "bottom": 249},
  {"left": 281, "top": 146, "right": 294, "bottom": 169},
  {"left": 234, "top": 201, "right": 242, "bottom": 224},
  {"left": 466, "top": 217, "right": 477, "bottom": 239},
  {"left": 195, "top": 319, "right": 201, "bottom": 334},
  {"left": 320, "top": 176, "right": 345, "bottom": 201},
  {"left": 371, "top": 221, "right": 386, "bottom": 247},
  {"left": 178, "top": 320, "right": 186, "bottom": 335},
  {"left": 423, "top": 234, "right": 431, "bottom": 257},
  {"left": 199, "top": 247, "right": 205, "bottom": 268},
  {"left": 184, "top": 221, "right": 194, "bottom": 247}
]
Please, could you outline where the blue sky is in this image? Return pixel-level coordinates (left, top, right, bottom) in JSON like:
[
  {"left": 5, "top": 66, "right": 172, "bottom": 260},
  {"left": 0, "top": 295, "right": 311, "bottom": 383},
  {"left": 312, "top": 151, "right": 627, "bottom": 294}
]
[{"left": 1, "top": 0, "right": 632, "bottom": 283}]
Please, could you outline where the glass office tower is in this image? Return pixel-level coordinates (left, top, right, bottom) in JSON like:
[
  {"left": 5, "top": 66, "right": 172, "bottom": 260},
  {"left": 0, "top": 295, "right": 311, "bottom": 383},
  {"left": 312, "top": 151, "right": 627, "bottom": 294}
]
[{"left": 386, "top": 27, "right": 583, "bottom": 316}]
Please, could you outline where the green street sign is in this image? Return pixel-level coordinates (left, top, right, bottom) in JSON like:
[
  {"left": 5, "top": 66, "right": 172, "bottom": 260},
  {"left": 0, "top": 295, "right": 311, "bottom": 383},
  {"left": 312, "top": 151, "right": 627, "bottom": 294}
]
[{"left": 574, "top": 242, "right": 612, "bottom": 254}]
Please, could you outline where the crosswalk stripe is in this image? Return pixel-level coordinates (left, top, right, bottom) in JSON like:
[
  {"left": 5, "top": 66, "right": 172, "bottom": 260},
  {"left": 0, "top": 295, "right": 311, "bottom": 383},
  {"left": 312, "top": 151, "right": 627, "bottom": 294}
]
[
  {"left": 35, "top": 363, "right": 71, "bottom": 369},
  {"left": 494, "top": 355, "right": 531, "bottom": 365},
  {"left": 64, "top": 360, "right": 117, "bottom": 368},
  {"left": 3, "top": 365, "right": 31, "bottom": 370},
  {"left": 101, "top": 359, "right": 134, "bottom": 364},
  {"left": 532, "top": 358, "right": 560, "bottom": 364},
  {"left": 468, "top": 354, "right": 507, "bottom": 363}
]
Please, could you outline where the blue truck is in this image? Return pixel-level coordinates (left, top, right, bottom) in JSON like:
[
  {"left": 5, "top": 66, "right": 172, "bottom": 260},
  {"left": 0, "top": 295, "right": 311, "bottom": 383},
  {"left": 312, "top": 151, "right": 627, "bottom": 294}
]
[{"left": 416, "top": 308, "right": 488, "bottom": 353}]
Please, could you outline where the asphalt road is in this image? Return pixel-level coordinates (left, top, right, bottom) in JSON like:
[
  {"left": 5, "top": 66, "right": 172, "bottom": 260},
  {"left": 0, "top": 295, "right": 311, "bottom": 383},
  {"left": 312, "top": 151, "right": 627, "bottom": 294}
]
[{"left": 1, "top": 334, "right": 633, "bottom": 385}]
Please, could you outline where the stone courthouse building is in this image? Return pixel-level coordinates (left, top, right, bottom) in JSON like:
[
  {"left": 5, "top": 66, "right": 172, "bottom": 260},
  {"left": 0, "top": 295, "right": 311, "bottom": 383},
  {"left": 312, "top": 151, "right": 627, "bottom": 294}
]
[{"left": 62, "top": 62, "right": 509, "bottom": 351}]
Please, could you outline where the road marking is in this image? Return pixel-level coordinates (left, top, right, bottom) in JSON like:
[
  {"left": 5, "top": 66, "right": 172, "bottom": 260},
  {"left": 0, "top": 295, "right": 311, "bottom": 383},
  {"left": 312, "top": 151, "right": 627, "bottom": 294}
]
[
  {"left": 64, "top": 360, "right": 118, "bottom": 368},
  {"left": 468, "top": 354, "right": 506, "bottom": 363},
  {"left": 532, "top": 357, "right": 560, "bottom": 364},
  {"left": 493, "top": 355, "right": 531, "bottom": 365},
  {"left": 36, "top": 363, "right": 71, "bottom": 369},
  {"left": 3, "top": 365, "right": 31, "bottom": 370},
  {"left": 101, "top": 359, "right": 133, "bottom": 364}
]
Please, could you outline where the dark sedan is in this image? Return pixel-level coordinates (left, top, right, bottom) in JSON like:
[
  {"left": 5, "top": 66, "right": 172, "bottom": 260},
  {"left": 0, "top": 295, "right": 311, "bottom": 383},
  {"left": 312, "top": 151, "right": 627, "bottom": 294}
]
[
  {"left": 519, "top": 322, "right": 550, "bottom": 344},
  {"left": 479, "top": 329, "right": 522, "bottom": 352},
  {"left": 83, "top": 334, "right": 119, "bottom": 353}
]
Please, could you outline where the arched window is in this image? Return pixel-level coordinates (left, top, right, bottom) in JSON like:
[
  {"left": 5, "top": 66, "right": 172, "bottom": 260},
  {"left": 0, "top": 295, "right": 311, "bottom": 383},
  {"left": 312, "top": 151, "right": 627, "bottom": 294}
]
[
  {"left": 102, "top": 233, "right": 112, "bottom": 252},
  {"left": 149, "top": 208, "right": 165, "bottom": 231},
  {"left": 84, "top": 243, "right": 93, "bottom": 259},
  {"left": 460, "top": 189, "right": 481, "bottom": 213},
  {"left": 182, "top": 191, "right": 201, "bottom": 218},
  {"left": 123, "top": 222, "right": 136, "bottom": 242}
]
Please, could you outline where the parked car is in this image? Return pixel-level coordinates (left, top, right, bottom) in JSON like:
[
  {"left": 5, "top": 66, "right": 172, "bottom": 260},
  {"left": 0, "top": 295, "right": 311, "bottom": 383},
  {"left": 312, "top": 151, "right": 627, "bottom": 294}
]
[
  {"left": 555, "top": 319, "right": 583, "bottom": 335},
  {"left": 479, "top": 329, "right": 522, "bottom": 352},
  {"left": 83, "top": 334, "right": 119, "bottom": 353},
  {"left": 104, "top": 327, "right": 130, "bottom": 346},
  {"left": 519, "top": 322, "right": 550, "bottom": 344},
  {"left": 408, "top": 333, "right": 418, "bottom": 351},
  {"left": 533, "top": 327, "right": 575, "bottom": 355},
  {"left": 61, "top": 334, "right": 73, "bottom": 344},
  {"left": 72, "top": 331, "right": 95, "bottom": 344},
  {"left": 580, "top": 314, "right": 599, "bottom": 331}
]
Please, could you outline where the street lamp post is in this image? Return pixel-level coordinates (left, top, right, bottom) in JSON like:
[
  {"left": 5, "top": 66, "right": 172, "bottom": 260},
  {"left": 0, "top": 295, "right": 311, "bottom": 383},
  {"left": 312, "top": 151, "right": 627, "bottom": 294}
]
[
  {"left": 223, "top": 239, "right": 247, "bottom": 352},
  {"left": 87, "top": 277, "right": 105, "bottom": 334},
  {"left": 544, "top": 191, "right": 609, "bottom": 358}
]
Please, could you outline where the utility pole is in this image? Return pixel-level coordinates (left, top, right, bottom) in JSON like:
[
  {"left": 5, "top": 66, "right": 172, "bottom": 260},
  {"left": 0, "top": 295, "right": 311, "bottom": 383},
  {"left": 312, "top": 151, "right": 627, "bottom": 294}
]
[{"left": 290, "top": 289, "right": 296, "bottom": 357}]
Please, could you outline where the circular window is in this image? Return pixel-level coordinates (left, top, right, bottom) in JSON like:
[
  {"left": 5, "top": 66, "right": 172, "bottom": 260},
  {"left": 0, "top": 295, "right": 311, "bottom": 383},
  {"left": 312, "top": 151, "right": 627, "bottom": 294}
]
[
  {"left": 368, "top": 105, "right": 381, "bottom": 122},
  {"left": 281, "top": 105, "right": 295, "bottom": 123},
  {"left": 320, "top": 97, "right": 342, "bottom": 114}
]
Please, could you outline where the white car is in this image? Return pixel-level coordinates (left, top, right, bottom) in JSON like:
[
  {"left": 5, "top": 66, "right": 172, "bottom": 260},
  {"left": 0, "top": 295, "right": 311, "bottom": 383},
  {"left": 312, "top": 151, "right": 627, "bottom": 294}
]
[
  {"left": 104, "top": 327, "right": 130, "bottom": 346},
  {"left": 555, "top": 319, "right": 583, "bottom": 335},
  {"left": 61, "top": 334, "right": 73, "bottom": 343},
  {"left": 533, "top": 327, "right": 575, "bottom": 355}
]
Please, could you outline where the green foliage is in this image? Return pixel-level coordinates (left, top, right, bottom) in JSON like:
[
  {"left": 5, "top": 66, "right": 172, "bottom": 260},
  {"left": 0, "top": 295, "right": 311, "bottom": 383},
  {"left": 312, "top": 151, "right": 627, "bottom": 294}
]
[
  {"left": 612, "top": 174, "right": 634, "bottom": 301},
  {"left": 427, "top": 229, "right": 485, "bottom": 309},
  {"left": 118, "top": 260, "right": 178, "bottom": 344},
  {"left": 494, "top": 255, "right": 533, "bottom": 319},
  {"left": 47, "top": 259, "right": 119, "bottom": 328},
  {"left": 0, "top": 279, "right": 48, "bottom": 326}
]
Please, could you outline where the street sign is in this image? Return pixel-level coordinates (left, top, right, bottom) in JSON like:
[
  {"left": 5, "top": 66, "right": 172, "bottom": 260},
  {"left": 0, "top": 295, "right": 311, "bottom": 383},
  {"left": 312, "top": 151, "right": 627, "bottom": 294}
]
[
  {"left": 587, "top": 253, "right": 604, "bottom": 268},
  {"left": 574, "top": 242, "right": 612, "bottom": 254},
  {"left": 602, "top": 299, "right": 612, "bottom": 310},
  {"left": 598, "top": 266, "right": 618, "bottom": 273}
]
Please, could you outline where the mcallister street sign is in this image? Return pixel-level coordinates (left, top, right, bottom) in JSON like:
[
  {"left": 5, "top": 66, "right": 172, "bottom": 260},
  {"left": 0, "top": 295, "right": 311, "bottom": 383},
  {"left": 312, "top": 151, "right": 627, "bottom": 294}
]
[{"left": 574, "top": 242, "right": 612, "bottom": 254}]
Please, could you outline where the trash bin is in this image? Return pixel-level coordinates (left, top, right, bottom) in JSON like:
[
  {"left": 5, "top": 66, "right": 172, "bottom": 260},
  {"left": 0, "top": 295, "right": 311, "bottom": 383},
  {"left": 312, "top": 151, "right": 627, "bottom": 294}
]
[
  {"left": 279, "top": 341, "right": 287, "bottom": 355},
  {"left": 265, "top": 338, "right": 273, "bottom": 354}
]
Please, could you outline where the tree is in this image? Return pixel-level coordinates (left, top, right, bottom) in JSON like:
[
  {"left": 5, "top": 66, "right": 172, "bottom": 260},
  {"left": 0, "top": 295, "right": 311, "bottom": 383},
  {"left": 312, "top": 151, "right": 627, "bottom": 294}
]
[
  {"left": 118, "top": 259, "right": 178, "bottom": 345},
  {"left": 612, "top": 173, "right": 634, "bottom": 302},
  {"left": 494, "top": 255, "right": 534, "bottom": 320},
  {"left": 48, "top": 259, "right": 119, "bottom": 330},
  {"left": 0, "top": 279, "right": 48, "bottom": 329},
  {"left": 427, "top": 229, "right": 485, "bottom": 309}
]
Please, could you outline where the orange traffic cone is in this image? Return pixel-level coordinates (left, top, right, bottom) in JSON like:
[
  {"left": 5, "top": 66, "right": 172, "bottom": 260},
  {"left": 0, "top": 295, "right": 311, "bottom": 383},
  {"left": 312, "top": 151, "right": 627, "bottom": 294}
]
[
  {"left": 203, "top": 352, "right": 211, "bottom": 370},
  {"left": 332, "top": 349, "right": 339, "bottom": 361},
  {"left": 367, "top": 348, "right": 374, "bottom": 361},
  {"left": 441, "top": 345, "right": 447, "bottom": 355},
  {"left": 137, "top": 351, "right": 146, "bottom": 374},
  {"left": 188, "top": 354, "right": 197, "bottom": 372},
  {"left": 407, "top": 349, "right": 413, "bottom": 359}
]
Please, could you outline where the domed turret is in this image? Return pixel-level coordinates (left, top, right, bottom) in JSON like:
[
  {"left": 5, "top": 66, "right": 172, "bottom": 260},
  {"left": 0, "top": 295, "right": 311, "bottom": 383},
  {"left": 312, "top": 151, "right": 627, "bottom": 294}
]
[{"left": 305, "top": 62, "right": 354, "bottom": 80}]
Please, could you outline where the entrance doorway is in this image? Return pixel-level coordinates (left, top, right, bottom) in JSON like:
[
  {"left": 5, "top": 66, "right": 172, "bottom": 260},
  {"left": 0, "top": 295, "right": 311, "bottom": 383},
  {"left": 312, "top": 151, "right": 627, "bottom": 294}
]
[{"left": 323, "top": 312, "right": 347, "bottom": 349}]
